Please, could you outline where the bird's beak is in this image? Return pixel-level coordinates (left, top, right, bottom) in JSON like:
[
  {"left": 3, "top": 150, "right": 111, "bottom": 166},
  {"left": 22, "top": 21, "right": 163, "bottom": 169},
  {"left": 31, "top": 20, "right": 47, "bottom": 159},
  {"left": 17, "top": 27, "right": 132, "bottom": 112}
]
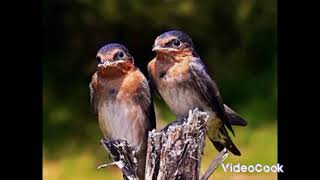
[
  {"left": 98, "top": 60, "right": 127, "bottom": 68},
  {"left": 98, "top": 61, "right": 113, "bottom": 68},
  {"left": 152, "top": 45, "right": 162, "bottom": 52}
]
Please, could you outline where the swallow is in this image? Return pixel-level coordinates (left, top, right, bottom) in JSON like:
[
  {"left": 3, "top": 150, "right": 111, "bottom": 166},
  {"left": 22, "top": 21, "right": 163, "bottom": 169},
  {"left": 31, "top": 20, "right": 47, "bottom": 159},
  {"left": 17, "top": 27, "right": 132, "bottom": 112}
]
[
  {"left": 89, "top": 43, "right": 156, "bottom": 179},
  {"left": 148, "top": 30, "right": 247, "bottom": 156}
]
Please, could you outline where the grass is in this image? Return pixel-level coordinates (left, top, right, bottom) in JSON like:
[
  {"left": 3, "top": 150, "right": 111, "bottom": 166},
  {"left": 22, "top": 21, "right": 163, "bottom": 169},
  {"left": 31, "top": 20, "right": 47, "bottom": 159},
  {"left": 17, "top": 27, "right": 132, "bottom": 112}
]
[{"left": 43, "top": 122, "right": 277, "bottom": 180}]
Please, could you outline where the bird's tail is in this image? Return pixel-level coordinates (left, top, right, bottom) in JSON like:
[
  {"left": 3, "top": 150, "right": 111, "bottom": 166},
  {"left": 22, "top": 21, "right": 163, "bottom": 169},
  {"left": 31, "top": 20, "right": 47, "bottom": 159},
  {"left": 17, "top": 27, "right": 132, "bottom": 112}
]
[
  {"left": 210, "top": 126, "right": 241, "bottom": 156},
  {"left": 224, "top": 104, "right": 248, "bottom": 127}
]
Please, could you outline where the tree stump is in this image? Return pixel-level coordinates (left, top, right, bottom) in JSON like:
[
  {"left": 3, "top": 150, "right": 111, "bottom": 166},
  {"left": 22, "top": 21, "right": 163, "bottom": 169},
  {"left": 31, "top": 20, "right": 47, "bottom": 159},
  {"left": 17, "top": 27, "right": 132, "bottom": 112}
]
[{"left": 98, "top": 108, "right": 229, "bottom": 180}]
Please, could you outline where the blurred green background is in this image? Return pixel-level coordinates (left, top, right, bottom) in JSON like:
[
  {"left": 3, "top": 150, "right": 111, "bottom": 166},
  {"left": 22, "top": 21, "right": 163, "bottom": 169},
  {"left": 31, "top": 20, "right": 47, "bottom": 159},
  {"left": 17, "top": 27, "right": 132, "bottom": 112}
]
[{"left": 43, "top": 0, "right": 277, "bottom": 179}]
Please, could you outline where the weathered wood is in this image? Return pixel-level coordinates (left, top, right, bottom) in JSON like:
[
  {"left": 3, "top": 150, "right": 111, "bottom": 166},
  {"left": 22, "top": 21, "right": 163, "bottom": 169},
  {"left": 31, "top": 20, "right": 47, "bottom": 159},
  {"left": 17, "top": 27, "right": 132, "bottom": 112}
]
[
  {"left": 201, "top": 148, "right": 228, "bottom": 180},
  {"left": 99, "top": 139, "right": 138, "bottom": 180},
  {"left": 98, "top": 108, "right": 229, "bottom": 180},
  {"left": 145, "top": 108, "right": 208, "bottom": 180}
]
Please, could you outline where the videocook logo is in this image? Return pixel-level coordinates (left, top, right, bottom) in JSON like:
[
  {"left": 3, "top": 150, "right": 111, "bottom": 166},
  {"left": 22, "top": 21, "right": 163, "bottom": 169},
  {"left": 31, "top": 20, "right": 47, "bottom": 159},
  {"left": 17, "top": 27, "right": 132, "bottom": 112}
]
[{"left": 221, "top": 163, "right": 284, "bottom": 173}]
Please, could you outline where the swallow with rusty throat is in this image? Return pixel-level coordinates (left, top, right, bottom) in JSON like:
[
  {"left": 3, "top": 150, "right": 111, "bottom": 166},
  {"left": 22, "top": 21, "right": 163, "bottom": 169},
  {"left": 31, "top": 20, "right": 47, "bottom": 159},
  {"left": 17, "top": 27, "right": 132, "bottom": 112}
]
[
  {"left": 148, "top": 30, "right": 247, "bottom": 156},
  {"left": 90, "top": 43, "right": 156, "bottom": 179}
]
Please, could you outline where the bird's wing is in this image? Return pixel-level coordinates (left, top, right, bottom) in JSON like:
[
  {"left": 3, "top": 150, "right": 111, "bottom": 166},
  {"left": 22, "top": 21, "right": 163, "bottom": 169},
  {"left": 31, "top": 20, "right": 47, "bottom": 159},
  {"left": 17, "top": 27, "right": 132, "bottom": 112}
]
[
  {"left": 147, "top": 97, "right": 157, "bottom": 131},
  {"left": 189, "top": 58, "right": 235, "bottom": 135},
  {"left": 147, "top": 59, "right": 164, "bottom": 101},
  {"left": 89, "top": 73, "right": 98, "bottom": 115},
  {"left": 135, "top": 74, "right": 157, "bottom": 131}
]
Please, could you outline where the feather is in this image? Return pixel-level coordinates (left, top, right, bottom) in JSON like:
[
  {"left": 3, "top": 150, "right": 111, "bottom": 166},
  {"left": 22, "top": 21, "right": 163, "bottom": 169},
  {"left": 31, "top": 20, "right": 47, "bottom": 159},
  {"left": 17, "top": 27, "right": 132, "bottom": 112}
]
[{"left": 189, "top": 58, "right": 235, "bottom": 135}]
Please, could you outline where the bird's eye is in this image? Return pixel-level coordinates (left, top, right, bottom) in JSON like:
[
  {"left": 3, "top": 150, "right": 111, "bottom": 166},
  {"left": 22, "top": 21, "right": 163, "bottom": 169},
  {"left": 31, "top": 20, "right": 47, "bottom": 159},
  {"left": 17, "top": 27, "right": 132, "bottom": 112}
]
[
  {"left": 172, "top": 39, "right": 181, "bottom": 47},
  {"left": 96, "top": 56, "right": 102, "bottom": 64},
  {"left": 117, "top": 51, "right": 125, "bottom": 60}
]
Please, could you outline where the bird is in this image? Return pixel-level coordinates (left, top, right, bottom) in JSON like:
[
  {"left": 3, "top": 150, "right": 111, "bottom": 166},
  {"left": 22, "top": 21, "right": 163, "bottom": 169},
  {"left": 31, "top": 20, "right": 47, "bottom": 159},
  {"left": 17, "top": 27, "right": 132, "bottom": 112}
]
[
  {"left": 89, "top": 43, "right": 156, "bottom": 179},
  {"left": 148, "top": 30, "right": 247, "bottom": 156}
]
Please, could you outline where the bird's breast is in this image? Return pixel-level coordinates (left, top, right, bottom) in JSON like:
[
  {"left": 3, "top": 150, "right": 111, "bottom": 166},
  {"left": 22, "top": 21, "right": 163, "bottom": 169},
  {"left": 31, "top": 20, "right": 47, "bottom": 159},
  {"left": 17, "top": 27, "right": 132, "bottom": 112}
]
[
  {"left": 98, "top": 97, "right": 146, "bottom": 149},
  {"left": 158, "top": 73, "right": 205, "bottom": 117}
]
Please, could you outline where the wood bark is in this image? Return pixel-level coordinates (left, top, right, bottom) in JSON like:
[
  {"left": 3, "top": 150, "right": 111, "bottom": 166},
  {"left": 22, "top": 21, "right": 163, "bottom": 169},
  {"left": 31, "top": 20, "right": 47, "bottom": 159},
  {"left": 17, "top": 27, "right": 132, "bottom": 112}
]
[{"left": 99, "top": 108, "right": 228, "bottom": 180}]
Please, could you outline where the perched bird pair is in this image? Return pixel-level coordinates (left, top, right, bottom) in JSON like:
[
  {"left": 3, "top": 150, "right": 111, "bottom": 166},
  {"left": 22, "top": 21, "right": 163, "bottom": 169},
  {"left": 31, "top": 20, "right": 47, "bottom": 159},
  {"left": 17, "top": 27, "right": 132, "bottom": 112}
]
[{"left": 89, "top": 30, "right": 247, "bottom": 179}]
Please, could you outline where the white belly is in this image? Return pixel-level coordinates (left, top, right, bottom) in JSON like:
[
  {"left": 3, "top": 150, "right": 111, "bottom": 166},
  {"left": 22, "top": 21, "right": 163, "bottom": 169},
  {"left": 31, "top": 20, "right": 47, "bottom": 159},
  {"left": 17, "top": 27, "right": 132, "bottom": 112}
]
[
  {"left": 160, "top": 87, "right": 199, "bottom": 116},
  {"left": 98, "top": 100, "right": 145, "bottom": 148},
  {"left": 159, "top": 84, "right": 222, "bottom": 138}
]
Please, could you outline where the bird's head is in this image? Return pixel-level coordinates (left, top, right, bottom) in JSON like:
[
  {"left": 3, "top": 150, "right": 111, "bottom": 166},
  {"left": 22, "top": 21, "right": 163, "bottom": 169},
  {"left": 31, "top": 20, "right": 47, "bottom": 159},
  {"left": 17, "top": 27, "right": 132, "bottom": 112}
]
[
  {"left": 96, "top": 43, "right": 135, "bottom": 77},
  {"left": 152, "top": 30, "right": 197, "bottom": 58}
]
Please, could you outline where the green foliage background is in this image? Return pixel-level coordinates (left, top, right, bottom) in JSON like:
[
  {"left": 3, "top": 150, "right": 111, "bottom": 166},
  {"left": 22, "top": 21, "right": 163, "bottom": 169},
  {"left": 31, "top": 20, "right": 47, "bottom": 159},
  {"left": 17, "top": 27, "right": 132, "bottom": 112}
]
[{"left": 43, "top": 0, "right": 277, "bottom": 179}]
